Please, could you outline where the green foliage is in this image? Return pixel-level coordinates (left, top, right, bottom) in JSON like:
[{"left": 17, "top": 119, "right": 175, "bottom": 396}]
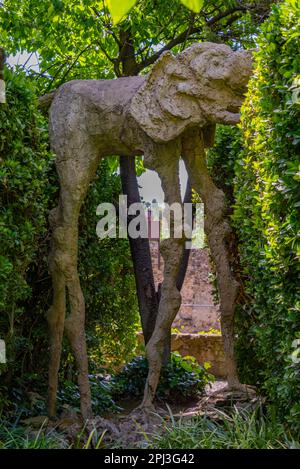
[
  {"left": 180, "top": 0, "right": 204, "bottom": 14},
  {"left": 232, "top": 0, "right": 300, "bottom": 432},
  {"left": 150, "top": 408, "right": 298, "bottom": 449},
  {"left": 57, "top": 376, "right": 121, "bottom": 415},
  {"left": 78, "top": 159, "right": 139, "bottom": 371},
  {"left": 0, "top": 423, "right": 62, "bottom": 449},
  {"left": 206, "top": 0, "right": 300, "bottom": 434},
  {"left": 106, "top": 0, "right": 138, "bottom": 23},
  {"left": 207, "top": 125, "right": 242, "bottom": 203},
  {"left": 112, "top": 353, "right": 213, "bottom": 402},
  {"left": 0, "top": 68, "right": 53, "bottom": 377}
]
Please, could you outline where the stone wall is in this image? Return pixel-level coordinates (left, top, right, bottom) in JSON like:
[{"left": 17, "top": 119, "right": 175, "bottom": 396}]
[
  {"left": 137, "top": 332, "right": 226, "bottom": 378},
  {"left": 150, "top": 241, "right": 220, "bottom": 333},
  {"left": 171, "top": 333, "right": 226, "bottom": 378},
  {"left": 148, "top": 241, "right": 226, "bottom": 378}
]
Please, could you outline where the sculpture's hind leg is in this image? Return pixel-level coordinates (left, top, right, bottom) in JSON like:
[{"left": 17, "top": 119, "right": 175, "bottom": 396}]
[
  {"left": 47, "top": 136, "right": 101, "bottom": 419},
  {"left": 141, "top": 142, "right": 184, "bottom": 408},
  {"left": 182, "top": 129, "right": 255, "bottom": 395}
]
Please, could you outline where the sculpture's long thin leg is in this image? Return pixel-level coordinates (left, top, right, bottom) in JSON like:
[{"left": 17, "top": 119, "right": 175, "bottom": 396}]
[
  {"left": 62, "top": 218, "right": 92, "bottom": 420},
  {"left": 182, "top": 129, "right": 255, "bottom": 394},
  {"left": 47, "top": 137, "right": 100, "bottom": 419},
  {"left": 47, "top": 209, "right": 66, "bottom": 418},
  {"left": 141, "top": 143, "right": 183, "bottom": 408}
]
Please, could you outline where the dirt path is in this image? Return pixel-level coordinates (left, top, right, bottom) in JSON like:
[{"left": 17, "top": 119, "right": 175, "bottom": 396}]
[
  {"left": 27, "top": 380, "right": 259, "bottom": 448},
  {"left": 66, "top": 380, "right": 259, "bottom": 448}
]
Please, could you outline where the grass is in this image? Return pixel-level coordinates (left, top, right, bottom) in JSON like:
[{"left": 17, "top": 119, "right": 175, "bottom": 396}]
[
  {"left": 0, "top": 420, "right": 107, "bottom": 449},
  {"left": 0, "top": 422, "right": 63, "bottom": 449},
  {"left": 1, "top": 406, "right": 299, "bottom": 449},
  {"left": 150, "top": 407, "right": 300, "bottom": 449}
]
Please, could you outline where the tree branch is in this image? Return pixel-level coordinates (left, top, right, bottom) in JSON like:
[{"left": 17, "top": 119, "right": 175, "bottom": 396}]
[
  {"left": 136, "top": 5, "right": 247, "bottom": 72},
  {"left": 48, "top": 45, "right": 92, "bottom": 91},
  {"left": 136, "top": 25, "right": 198, "bottom": 72},
  {"left": 206, "top": 5, "right": 246, "bottom": 26}
]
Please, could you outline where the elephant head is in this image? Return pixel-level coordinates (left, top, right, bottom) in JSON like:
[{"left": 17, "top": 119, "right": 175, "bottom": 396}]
[{"left": 129, "top": 42, "right": 253, "bottom": 143}]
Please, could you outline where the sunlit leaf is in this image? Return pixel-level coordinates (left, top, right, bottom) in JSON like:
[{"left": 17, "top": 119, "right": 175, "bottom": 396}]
[
  {"left": 106, "top": 0, "right": 204, "bottom": 23},
  {"left": 106, "top": 0, "right": 137, "bottom": 23},
  {"left": 180, "top": 0, "right": 204, "bottom": 13}
]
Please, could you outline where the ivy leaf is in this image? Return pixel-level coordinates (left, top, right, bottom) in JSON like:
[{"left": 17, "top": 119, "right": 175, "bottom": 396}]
[
  {"left": 106, "top": 0, "right": 137, "bottom": 23},
  {"left": 179, "top": 0, "right": 204, "bottom": 13}
]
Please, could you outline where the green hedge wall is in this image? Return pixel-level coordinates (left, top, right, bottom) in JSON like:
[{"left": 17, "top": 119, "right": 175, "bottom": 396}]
[
  {"left": 0, "top": 69, "right": 53, "bottom": 378},
  {"left": 233, "top": 0, "right": 300, "bottom": 432}
]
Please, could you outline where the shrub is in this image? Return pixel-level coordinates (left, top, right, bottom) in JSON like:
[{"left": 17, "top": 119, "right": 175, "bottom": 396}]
[
  {"left": 56, "top": 375, "right": 121, "bottom": 415},
  {"left": 0, "top": 68, "right": 53, "bottom": 380},
  {"left": 111, "top": 353, "right": 214, "bottom": 403},
  {"left": 233, "top": 0, "right": 300, "bottom": 433},
  {"left": 206, "top": 1, "right": 300, "bottom": 435}
]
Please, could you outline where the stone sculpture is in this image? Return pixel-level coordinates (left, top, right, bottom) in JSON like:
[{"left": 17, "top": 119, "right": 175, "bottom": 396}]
[{"left": 46, "top": 42, "right": 253, "bottom": 418}]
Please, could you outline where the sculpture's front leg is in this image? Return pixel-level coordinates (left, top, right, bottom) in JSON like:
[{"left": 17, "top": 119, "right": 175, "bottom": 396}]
[{"left": 141, "top": 141, "right": 184, "bottom": 409}]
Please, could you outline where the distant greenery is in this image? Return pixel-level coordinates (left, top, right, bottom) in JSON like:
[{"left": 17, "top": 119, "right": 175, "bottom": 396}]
[
  {"left": 151, "top": 408, "right": 298, "bottom": 449},
  {"left": 112, "top": 353, "right": 214, "bottom": 402}
]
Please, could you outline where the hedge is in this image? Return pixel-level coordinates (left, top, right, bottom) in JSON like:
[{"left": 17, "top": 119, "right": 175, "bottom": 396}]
[{"left": 233, "top": 0, "right": 300, "bottom": 432}]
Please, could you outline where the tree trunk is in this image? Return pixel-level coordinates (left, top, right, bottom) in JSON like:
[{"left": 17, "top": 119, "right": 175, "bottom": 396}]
[
  {"left": 119, "top": 155, "right": 159, "bottom": 344},
  {"left": 162, "top": 177, "right": 192, "bottom": 363}
]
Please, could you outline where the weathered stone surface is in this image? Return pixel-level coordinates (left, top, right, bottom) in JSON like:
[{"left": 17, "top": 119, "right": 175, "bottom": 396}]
[
  {"left": 130, "top": 42, "right": 252, "bottom": 143},
  {"left": 150, "top": 241, "right": 220, "bottom": 332}
]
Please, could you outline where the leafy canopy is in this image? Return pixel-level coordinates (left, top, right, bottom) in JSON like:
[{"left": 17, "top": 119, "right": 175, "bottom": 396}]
[{"left": 1, "top": 0, "right": 267, "bottom": 92}]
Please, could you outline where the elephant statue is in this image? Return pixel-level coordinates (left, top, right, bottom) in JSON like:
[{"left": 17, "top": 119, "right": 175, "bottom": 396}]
[{"left": 46, "top": 42, "right": 253, "bottom": 419}]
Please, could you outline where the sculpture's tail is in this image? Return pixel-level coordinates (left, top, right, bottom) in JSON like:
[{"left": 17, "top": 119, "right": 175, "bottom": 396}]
[{"left": 38, "top": 90, "right": 56, "bottom": 113}]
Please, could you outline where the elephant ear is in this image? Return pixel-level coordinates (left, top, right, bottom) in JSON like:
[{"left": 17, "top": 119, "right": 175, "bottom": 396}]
[{"left": 130, "top": 49, "right": 206, "bottom": 143}]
